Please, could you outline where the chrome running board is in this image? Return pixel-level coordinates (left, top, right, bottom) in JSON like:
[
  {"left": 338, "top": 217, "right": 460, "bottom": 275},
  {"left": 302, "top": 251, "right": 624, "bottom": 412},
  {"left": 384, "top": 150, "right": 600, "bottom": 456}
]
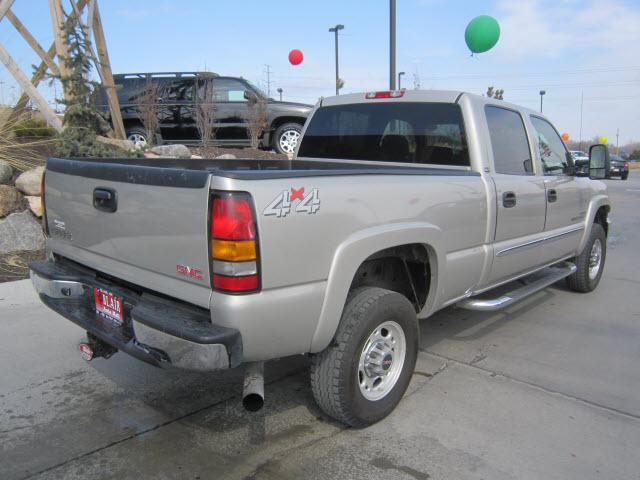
[{"left": 457, "top": 262, "right": 577, "bottom": 312}]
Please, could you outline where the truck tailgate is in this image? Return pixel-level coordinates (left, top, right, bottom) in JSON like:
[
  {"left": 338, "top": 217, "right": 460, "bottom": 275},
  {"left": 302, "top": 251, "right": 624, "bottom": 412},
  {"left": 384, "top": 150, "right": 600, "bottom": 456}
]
[{"left": 44, "top": 158, "right": 213, "bottom": 307}]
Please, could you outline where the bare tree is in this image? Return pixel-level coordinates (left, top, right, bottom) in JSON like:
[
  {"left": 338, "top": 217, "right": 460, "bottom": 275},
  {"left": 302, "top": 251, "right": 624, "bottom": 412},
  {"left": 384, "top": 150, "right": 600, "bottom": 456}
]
[
  {"left": 246, "top": 93, "right": 267, "bottom": 149},
  {"left": 485, "top": 86, "right": 504, "bottom": 100},
  {"left": 195, "top": 79, "right": 217, "bottom": 147},
  {"left": 137, "top": 80, "right": 160, "bottom": 145}
]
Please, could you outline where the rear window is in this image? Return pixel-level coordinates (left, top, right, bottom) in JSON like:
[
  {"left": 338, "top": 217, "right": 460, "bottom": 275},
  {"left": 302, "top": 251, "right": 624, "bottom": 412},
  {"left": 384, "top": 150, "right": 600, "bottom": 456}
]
[{"left": 297, "top": 102, "right": 470, "bottom": 166}]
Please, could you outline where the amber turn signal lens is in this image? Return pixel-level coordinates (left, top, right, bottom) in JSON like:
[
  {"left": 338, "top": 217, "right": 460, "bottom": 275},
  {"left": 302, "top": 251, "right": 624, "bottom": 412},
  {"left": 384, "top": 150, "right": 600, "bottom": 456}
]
[{"left": 211, "top": 239, "right": 256, "bottom": 262}]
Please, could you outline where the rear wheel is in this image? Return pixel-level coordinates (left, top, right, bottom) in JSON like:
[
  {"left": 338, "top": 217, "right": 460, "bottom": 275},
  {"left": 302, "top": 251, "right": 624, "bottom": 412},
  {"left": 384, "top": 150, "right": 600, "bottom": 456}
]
[
  {"left": 273, "top": 122, "right": 302, "bottom": 155},
  {"left": 566, "top": 223, "right": 606, "bottom": 293},
  {"left": 310, "top": 287, "right": 418, "bottom": 427},
  {"left": 621, "top": 172, "right": 628, "bottom": 180}
]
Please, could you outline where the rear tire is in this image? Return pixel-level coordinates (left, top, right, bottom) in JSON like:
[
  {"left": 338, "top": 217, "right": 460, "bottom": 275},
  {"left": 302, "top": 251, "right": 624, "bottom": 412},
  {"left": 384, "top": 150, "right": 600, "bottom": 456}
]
[
  {"left": 310, "top": 287, "right": 418, "bottom": 427},
  {"left": 273, "top": 122, "right": 302, "bottom": 155},
  {"left": 566, "top": 223, "right": 606, "bottom": 293},
  {"left": 621, "top": 172, "right": 628, "bottom": 180}
]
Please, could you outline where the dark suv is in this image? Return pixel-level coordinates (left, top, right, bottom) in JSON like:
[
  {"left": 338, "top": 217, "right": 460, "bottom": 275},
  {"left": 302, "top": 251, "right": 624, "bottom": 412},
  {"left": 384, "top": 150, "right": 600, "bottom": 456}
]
[{"left": 96, "top": 72, "right": 313, "bottom": 155}]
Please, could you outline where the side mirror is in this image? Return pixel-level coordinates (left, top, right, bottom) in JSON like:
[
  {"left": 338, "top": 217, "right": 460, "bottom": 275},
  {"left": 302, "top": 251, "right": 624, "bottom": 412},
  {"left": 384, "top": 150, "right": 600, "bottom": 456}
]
[{"left": 588, "top": 144, "right": 611, "bottom": 179}]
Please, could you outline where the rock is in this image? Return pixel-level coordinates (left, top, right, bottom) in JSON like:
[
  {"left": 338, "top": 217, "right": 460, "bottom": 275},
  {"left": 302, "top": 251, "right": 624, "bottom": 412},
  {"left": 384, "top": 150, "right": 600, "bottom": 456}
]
[
  {"left": 0, "top": 160, "right": 13, "bottom": 184},
  {"left": 15, "top": 166, "right": 44, "bottom": 196},
  {"left": 96, "top": 135, "right": 135, "bottom": 151},
  {"left": 215, "top": 153, "right": 237, "bottom": 160},
  {"left": 0, "top": 211, "right": 45, "bottom": 254},
  {"left": 144, "top": 152, "right": 160, "bottom": 158},
  {"left": 150, "top": 144, "right": 191, "bottom": 159},
  {"left": 0, "top": 185, "right": 23, "bottom": 217},
  {"left": 190, "top": 154, "right": 203, "bottom": 159},
  {"left": 25, "top": 196, "right": 43, "bottom": 217}
]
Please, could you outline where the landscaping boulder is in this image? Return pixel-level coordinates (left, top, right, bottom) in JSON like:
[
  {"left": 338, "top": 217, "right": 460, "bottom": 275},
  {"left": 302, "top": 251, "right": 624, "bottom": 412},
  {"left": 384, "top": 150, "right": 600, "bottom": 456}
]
[
  {"left": 96, "top": 135, "right": 135, "bottom": 151},
  {"left": 25, "top": 196, "right": 43, "bottom": 217},
  {"left": 150, "top": 144, "right": 191, "bottom": 159},
  {"left": 0, "top": 211, "right": 45, "bottom": 254},
  {"left": 0, "top": 185, "right": 23, "bottom": 217},
  {"left": 0, "top": 160, "right": 12, "bottom": 184},
  {"left": 215, "top": 153, "right": 237, "bottom": 160},
  {"left": 15, "top": 166, "right": 44, "bottom": 196}
]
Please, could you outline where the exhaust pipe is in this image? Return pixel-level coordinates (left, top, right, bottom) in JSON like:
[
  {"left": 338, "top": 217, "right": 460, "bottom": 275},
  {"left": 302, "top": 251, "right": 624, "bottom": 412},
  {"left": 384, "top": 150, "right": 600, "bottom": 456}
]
[{"left": 242, "top": 362, "right": 264, "bottom": 412}]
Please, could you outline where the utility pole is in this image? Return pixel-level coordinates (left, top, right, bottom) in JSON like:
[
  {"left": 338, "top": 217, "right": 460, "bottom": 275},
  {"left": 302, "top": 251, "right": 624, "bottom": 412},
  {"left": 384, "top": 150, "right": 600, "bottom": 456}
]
[
  {"left": 539, "top": 89, "right": 546, "bottom": 113},
  {"left": 264, "top": 65, "right": 273, "bottom": 98},
  {"left": 413, "top": 72, "right": 421, "bottom": 90},
  {"left": 390, "top": 0, "right": 397, "bottom": 90},
  {"left": 398, "top": 71, "right": 405, "bottom": 89},
  {"left": 328, "top": 24, "right": 344, "bottom": 95},
  {"left": 277, "top": 87, "right": 283, "bottom": 101},
  {"left": 579, "top": 90, "right": 584, "bottom": 151},
  {"left": 616, "top": 128, "right": 619, "bottom": 154}
]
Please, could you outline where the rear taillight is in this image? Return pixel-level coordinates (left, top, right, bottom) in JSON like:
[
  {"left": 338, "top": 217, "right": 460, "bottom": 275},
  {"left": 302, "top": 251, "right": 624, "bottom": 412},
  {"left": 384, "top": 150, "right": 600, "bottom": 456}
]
[
  {"left": 625, "top": 162, "right": 629, "bottom": 168},
  {"left": 210, "top": 192, "right": 259, "bottom": 293},
  {"left": 41, "top": 169, "right": 49, "bottom": 236},
  {"left": 365, "top": 89, "right": 405, "bottom": 99}
]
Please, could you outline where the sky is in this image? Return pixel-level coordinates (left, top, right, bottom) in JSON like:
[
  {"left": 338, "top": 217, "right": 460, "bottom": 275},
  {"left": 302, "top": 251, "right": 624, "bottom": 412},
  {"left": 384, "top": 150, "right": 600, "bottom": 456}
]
[{"left": 1, "top": 0, "right": 639, "bottom": 145}]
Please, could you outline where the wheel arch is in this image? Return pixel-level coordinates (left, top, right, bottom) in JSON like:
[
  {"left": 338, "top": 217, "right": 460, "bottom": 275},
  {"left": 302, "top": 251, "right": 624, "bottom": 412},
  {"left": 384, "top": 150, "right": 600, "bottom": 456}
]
[
  {"left": 270, "top": 116, "right": 307, "bottom": 132},
  {"left": 577, "top": 195, "right": 610, "bottom": 253},
  {"left": 309, "top": 223, "right": 443, "bottom": 353}
]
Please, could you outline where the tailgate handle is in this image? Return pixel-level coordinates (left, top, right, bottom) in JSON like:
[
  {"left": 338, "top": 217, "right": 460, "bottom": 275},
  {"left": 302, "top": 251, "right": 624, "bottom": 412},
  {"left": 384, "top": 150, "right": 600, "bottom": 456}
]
[{"left": 93, "top": 187, "right": 117, "bottom": 212}]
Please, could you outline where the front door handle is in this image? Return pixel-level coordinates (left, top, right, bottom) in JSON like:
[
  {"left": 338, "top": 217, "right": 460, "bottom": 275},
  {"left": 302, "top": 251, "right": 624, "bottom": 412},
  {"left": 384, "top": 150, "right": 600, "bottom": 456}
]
[
  {"left": 547, "top": 189, "right": 558, "bottom": 203},
  {"left": 502, "top": 191, "right": 517, "bottom": 208}
]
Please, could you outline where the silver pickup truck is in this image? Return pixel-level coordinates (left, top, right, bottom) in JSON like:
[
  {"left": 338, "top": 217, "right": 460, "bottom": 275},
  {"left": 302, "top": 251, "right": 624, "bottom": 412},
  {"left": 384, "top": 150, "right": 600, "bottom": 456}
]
[{"left": 30, "top": 89, "right": 612, "bottom": 427}]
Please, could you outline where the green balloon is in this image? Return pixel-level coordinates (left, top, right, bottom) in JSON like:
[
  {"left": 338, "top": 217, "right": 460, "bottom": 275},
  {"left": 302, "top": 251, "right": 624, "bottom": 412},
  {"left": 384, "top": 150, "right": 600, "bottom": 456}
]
[{"left": 465, "top": 15, "right": 500, "bottom": 54}]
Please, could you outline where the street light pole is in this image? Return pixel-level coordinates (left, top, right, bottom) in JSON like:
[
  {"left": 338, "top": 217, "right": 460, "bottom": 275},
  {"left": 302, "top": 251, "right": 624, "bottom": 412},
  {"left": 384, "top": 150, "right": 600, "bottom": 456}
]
[
  {"left": 329, "top": 24, "right": 344, "bottom": 95},
  {"left": 390, "top": 0, "right": 397, "bottom": 90},
  {"left": 398, "top": 71, "right": 405, "bottom": 90},
  {"left": 539, "top": 90, "right": 546, "bottom": 113}
]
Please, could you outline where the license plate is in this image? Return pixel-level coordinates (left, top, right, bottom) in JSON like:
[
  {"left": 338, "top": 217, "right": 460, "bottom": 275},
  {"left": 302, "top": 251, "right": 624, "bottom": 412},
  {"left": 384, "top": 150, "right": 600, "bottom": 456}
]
[{"left": 94, "top": 287, "right": 123, "bottom": 324}]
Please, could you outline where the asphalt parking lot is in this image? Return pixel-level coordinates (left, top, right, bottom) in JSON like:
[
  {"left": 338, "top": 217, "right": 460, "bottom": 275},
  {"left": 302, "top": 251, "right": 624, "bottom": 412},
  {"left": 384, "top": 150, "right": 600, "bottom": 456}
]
[{"left": 2, "top": 172, "right": 639, "bottom": 480}]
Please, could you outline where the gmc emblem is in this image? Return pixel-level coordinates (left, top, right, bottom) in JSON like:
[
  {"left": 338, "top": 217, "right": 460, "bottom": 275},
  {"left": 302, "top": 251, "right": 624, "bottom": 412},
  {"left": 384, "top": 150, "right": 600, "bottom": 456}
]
[{"left": 176, "top": 264, "right": 204, "bottom": 281}]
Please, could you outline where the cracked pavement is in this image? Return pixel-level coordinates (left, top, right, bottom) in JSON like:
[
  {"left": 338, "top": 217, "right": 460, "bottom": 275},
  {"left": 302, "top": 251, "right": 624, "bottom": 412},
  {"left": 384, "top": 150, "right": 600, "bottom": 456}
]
[{"left": 2, "top": 174, "right": 640, "bottom": 479}]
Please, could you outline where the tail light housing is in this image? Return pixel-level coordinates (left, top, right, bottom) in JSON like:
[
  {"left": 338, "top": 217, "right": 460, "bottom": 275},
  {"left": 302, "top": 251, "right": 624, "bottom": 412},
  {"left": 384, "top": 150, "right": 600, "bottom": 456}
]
[
  {"left": 624, "top": 162, "right": 629, "bottom": 168},
  {"left": 210, "top": 191, "right": 260, "bottom": 293}
]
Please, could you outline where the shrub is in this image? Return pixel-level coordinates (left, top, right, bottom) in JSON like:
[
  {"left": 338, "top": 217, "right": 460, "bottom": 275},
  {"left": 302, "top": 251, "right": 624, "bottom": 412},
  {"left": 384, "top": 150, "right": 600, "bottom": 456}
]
[{"left": 12, "top": 118, "right": 57, "bottom": 138}]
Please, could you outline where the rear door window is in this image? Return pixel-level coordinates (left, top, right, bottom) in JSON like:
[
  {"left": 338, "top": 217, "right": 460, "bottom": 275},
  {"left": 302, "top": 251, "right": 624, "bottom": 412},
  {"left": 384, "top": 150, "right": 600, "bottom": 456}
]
[
  {"left": 485, "top": 106, "right": 533, "bottom": 175},
  {"left": 297, "top": 102, "right": 470, "bottom": 166}
]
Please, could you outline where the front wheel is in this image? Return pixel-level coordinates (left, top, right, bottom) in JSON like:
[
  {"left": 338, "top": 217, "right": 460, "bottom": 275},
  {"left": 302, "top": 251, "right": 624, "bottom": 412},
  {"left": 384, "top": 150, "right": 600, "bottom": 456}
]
[
  {"left": 273, "top": 122, "right": 302, "bottom": 155},
  {"left": 566, "top": 222, "right": 606, "bottom": 293},
  {"left": 310, "top": 287, "right": 418, "bottom": 427},
  {"left": 126, "top": 126, "right": 148, "bottom": 147}
]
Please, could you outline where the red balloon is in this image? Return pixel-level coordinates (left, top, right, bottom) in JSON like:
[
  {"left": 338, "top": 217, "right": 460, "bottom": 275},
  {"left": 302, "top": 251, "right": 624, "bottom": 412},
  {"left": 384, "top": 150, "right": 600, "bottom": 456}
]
[{"left": 288, "top": 49, "right": 303, "bottom": 65}]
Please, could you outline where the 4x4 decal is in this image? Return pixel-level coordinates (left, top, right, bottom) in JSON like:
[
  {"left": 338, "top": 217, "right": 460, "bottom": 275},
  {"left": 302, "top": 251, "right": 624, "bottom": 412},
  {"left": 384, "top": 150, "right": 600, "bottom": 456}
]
[{"left": 263, "top": 187, "right": 320, "bottom": 217}]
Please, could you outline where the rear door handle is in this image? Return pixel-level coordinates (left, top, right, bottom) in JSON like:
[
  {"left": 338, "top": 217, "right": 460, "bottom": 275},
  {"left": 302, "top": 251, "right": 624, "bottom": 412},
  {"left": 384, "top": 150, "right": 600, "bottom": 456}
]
[
  {"left": 547, "top": 189, "right": 558, "bottom": 203},
  {"left": 502, "top": 191, "right": 517, "bottom": 208},
  {"left": 93, "top": 187, "right": 117, "bottom": 212}
]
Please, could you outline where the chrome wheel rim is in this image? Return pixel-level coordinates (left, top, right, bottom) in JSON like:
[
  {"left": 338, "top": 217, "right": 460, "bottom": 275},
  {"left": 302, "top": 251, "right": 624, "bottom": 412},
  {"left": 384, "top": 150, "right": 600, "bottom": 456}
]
[
  {"left": 127, "top": 133, "right": 147, "bottom": 146},
  {"left": 588, "top": 238, "right": 602, "bottom": 281},
  {"left": 278, "top": 129, "right": 300, "bottom": 154},
  {"left": 357, "top": 320, "right": 406, "bottom": 401}
]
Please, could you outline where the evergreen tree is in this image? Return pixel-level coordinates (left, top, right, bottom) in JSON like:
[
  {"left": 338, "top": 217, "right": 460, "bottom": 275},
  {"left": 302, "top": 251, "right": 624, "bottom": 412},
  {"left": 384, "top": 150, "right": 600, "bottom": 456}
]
[{"left": 51, "top": 11, "right": 123, "bottom": 157}]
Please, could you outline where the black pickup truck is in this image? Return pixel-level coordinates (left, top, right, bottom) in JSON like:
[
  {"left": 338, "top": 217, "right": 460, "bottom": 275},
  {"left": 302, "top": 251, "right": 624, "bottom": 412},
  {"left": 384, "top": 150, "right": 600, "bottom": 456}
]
[{"left": 95, "top": 72, "right": 313, "bottom": 155}]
